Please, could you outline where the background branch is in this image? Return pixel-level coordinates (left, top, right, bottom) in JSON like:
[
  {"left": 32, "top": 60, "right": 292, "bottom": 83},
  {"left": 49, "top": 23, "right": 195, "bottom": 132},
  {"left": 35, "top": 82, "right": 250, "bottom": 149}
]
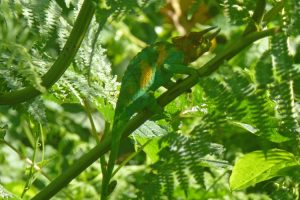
[{"left": 243, "top": 0, "right": 266, "bottom": 35}]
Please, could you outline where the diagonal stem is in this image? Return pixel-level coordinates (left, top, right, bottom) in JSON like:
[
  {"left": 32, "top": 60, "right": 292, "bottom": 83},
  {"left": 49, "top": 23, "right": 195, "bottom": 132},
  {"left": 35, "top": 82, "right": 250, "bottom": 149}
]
[{"left": 243, "top": 0, "right": 266, "bottom": 35}]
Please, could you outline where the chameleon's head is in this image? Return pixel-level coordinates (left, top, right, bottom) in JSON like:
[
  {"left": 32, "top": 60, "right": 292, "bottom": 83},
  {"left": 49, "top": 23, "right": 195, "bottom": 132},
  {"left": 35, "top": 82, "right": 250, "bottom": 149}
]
[{"left": 172, "top": 26, "right": 220, "bottom": 64}]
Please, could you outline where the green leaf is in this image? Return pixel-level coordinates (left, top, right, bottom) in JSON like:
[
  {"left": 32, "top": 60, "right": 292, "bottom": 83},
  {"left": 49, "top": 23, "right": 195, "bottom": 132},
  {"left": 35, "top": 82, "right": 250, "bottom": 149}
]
[
  {"left": 136, "top": 137, "right": 161, "bottom": 162},
  {"left": 231, "top": 121, "right": 258, "bottom": 134},
  {"left": 231, "top": 121, "right": 290, "bottom": 143},
  {"left": 230, "top": 149, "right": 298, "bottom": 190},
  {"left": 132, "top": 121, "right": 167, "bottom": 162}
]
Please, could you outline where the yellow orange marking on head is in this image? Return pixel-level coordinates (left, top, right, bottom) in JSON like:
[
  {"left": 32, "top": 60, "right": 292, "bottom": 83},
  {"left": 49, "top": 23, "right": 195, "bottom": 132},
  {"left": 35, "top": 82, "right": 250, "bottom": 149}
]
[
  {"left": 209, "top": 38, "right": 217, "bottom": 52},
  {"left": 140, "top": 61, "right": 153, "bottom": 88}
]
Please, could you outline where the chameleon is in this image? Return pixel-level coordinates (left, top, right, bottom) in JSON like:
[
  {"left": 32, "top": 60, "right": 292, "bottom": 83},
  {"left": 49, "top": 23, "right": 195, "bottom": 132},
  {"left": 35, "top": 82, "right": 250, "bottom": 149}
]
[{"left": 101, "top": 26, "right": 220, "bottom": 199}]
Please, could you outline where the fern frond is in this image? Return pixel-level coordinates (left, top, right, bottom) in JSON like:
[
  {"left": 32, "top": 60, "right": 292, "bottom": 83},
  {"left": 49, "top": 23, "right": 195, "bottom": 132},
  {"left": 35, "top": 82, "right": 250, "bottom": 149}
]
[
  {"left": 104, "top": 0, "right": 143, "bottom": 17},
  {"left": 283, "top": 0, "right": 300, "bottom": 35},
  {"left": 20, "top": 2, "right": 35, "bottom": 28},
  {"left": 247, "top": 90, "right": 275, "bottom": 138},
  {"left": 0, "top": 42, "right": 45, "bottom": 93},
  {"left": 142, "top": 172, "right": 161, "bottom": 200},
  {"left": 0, "top": 1, "right": 45, "bottom": 92},
  {"left": 160, "top": 163, "right": 175, "bottom": 199},
  {"left": 0, "top": 184, "right": 13, "bottom": 200},
  {"left": 39, "top": 1, "right": 62, "bottom": 38},
  {"left": 271, "top": 82, "right": 299, "bottom": 137},
  {"left": 187, "top": 131, "right": 208, "bottom": 187},
  {"left": 199, "top": 74, "right": 247, "bottom": 122},
  {"left": 26, "top": 98, "right": 47, "bottom": 122},
  {"left": 0, "top": 68, "right": 23, "bottom": 91},
  {"left": 223, "top": 0, "right": 253, "bottom": 25},
  {"left": 133, "top": 121, "right": 167, "bottom": 139},
  {"left": 255, "top": 50, "right": 273, "bottom": 88},
  {"left": 270, "top": 32, "right": 300, "bottom": 137},
  {"left": 136, "top": 129, "right": 227, "bottom": 198},
  {"left": 174, "top": 150, "right": 189, "bottom": 195},
  {"left": 199, "top": 65, "right": 290, "bottom": 142},
  {"left": 270, "top": 188, "right": 296, "bottom": 200},
  {"left": 271, "top": 33, "right": 295, "bottom": 79},
  {"left": 1, "top": 0, "right": 120, "bottom": 122}
]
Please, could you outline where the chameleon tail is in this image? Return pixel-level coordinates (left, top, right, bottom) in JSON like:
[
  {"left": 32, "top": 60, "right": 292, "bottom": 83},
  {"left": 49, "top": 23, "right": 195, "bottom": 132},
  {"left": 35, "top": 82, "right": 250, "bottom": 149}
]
[{"left": 101, "top": 121, "right": 124, "bottom": 199}]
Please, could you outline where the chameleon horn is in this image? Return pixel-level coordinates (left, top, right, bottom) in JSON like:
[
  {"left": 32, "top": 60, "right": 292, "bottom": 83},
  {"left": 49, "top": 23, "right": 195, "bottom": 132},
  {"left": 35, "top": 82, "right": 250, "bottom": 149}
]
[
  {"left": 205, "top": 28, "right": 221, "bottom": 41},
  {"left": 191, "top": 26, "right": 219, "bottom": 40},
  {"left": 199, "top": 26, "right": 218, "bottom": 35}
]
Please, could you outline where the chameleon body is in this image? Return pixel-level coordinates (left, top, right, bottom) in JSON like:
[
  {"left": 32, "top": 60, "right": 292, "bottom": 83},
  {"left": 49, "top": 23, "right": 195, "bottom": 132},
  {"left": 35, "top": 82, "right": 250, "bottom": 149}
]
[{"left": 101, "top": 27, "right": 220, "bottom": 199}]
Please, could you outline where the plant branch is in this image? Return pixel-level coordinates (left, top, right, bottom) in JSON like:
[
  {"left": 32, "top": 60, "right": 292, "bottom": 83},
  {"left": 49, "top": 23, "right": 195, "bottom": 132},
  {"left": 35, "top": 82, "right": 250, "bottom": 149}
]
[
  {"left": 263, "top": 1, "right": 285, "bottom": 24},
  {"left": 0, "top": 0, "right": 95, "bottom": 105},
  {"left": 31, "top": 28, "right": 278, "bottom": 200},
  {"left": 243, "top": 0, "right": 266, "bottom": 35}
]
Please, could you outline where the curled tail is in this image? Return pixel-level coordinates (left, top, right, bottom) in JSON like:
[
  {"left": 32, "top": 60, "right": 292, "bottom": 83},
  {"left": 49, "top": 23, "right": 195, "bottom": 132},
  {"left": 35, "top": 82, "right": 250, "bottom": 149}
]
[{"left": 101, "top": 114, "right": 126, "bottom": 199}]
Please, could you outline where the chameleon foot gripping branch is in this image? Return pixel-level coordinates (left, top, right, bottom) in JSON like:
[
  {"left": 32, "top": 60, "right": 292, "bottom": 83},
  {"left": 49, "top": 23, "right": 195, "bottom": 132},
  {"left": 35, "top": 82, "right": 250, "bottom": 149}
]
[{"left": 100, "top": 27, "right": 220, "bottom": 199}]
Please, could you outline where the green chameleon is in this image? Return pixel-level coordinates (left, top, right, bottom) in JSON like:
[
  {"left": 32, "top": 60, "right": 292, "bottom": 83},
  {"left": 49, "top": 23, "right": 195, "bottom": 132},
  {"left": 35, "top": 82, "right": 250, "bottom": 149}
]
[{"left": 101, "top": 26, "right": 220, "bottom": 199}]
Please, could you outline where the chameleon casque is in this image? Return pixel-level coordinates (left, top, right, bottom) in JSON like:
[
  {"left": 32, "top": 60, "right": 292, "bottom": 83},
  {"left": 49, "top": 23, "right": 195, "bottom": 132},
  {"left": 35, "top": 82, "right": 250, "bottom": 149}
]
[{"left": 101, "top": 26, "right": 220, "bottom": 199}]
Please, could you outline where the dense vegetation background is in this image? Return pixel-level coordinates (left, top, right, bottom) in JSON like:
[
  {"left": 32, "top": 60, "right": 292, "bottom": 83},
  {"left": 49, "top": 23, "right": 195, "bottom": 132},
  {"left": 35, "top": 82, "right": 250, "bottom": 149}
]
[{"left": 0, "top": 0, "right": 299, "bottom": 199}]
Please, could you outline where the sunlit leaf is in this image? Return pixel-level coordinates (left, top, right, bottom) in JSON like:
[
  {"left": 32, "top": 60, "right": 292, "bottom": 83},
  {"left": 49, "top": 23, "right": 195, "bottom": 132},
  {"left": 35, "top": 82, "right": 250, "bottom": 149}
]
[{"left": 230, "top": 149, "right": 299, "bottom": 190}]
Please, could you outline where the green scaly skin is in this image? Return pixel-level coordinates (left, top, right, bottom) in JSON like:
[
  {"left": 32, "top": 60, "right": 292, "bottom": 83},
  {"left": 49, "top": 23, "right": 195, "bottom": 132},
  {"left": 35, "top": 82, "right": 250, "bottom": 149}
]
[{"left": 101, "top": 27, "right": 220, "bottom": 199}]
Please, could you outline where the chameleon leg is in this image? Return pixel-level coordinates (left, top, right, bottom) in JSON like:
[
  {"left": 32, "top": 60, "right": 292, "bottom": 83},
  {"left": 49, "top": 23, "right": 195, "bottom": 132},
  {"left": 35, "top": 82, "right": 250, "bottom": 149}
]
[
  {"left": 131, "top": 92, "right": 163, "bottom": 114},
  {"left": 101, "top": 93, "right": 162, "bottom": 199}
]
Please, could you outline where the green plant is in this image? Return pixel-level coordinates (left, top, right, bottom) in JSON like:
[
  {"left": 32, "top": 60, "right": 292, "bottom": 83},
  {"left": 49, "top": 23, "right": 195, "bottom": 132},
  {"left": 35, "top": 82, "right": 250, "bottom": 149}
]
[{"left": 0, "top": 0, "right": 299, "bottom": 199}]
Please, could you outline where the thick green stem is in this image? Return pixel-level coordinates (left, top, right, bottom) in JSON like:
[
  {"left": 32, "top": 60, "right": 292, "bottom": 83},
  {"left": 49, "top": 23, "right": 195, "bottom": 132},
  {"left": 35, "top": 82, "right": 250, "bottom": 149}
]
[
  {"left": 31, "top": 28, "right": 277, "bottom": 200},
  {"left": 263, "top": 1, "right": 285, "bottom": 24},
  {"left": 243, "top": 0, "right": 266, "bottom": 35},
  {"left": 0, "top": 0, "right": 95, "bottom": 105}
]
